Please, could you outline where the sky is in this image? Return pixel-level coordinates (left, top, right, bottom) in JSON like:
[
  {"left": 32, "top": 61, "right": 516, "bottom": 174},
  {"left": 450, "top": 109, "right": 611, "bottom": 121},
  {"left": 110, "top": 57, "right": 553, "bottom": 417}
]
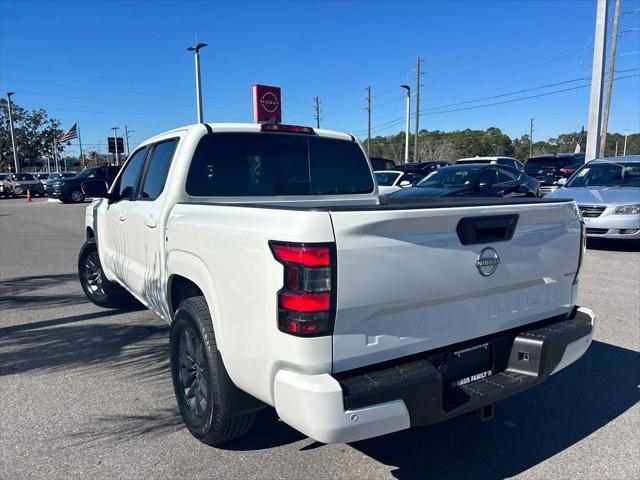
[{"left": 1, "top": 0, "right": 639, "bottom": 157}]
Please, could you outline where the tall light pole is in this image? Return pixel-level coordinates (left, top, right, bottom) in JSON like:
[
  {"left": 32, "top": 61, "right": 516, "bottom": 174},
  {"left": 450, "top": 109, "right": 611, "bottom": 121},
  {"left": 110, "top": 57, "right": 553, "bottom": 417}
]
[
  {"left": 586, "top": 0, "right": 609, "bottom": 161},
  {"left": 112, "top": 126, "right": 120, "bottom": 165},
  {"left": 6, "top": 91, "right": 20, "bottom": 173},
  {"left": 400, "top": 84, "right": 411, "bottom": 163},
  {"left": 124, "top": 125, "right": 134, "bottom": 157},
  {"left": 187, "top": 42, "right": 207, "bottom": 124}
]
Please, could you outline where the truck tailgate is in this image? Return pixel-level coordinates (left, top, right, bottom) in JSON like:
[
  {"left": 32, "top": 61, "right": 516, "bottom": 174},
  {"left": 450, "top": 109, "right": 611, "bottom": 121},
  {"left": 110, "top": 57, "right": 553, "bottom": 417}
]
[{"left": 329, "top": 200, "right": 581, "bottom": 372}]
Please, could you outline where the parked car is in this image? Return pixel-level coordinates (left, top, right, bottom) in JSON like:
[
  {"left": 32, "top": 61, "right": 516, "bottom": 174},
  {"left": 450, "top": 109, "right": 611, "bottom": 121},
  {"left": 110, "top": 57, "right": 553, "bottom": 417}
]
[
  {"left": 369, "top": 156, "right": 396, "bottom": 171},
  {"left": 456, "top": 156, "right": 525, "bottom": 172},
  {"left": 0, "top": 173, "right": 6, "bottom": 197},
  {"left": 77, "top": 122, "right": 592, "bottom": 446},
  {"left": 392, "top": 163, "right": 540, "bottom": 198},
  {"left": 375, "top": 170, "right": 425, "bottom": 195},
  {"left": 1, "top": 172, "right": 45, "bottom": 197},
  {"left": 33, "top": 172, "right": 51, "bottom": 187},
  {"left": 395, "top": 160, "right": 448, "bottom": 174},
  {"left": 47, "top": 166, "right": 120, "bottom": 203},
  {"left": 524, "top": 153, "right": 586, "bottom": 194},
  {"left": 546, "top": 155, "right": 640, "bottom": 239}
]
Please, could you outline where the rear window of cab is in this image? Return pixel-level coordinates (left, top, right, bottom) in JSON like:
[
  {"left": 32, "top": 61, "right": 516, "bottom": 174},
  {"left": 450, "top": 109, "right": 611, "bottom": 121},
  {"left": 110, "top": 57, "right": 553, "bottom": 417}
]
[{"left": 186, "top": 133, "right": 374, "bottom": 196}]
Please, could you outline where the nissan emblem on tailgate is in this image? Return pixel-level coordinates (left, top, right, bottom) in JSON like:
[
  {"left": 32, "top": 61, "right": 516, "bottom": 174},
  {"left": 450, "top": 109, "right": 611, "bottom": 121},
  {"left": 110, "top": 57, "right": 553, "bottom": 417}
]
[{"left": 476, "top": 247, "right": 500, "bottom": 276}]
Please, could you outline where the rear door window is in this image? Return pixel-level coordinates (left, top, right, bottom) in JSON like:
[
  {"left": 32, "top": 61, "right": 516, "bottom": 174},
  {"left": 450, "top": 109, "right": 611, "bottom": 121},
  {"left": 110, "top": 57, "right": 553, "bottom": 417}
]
[
  {"left": 186, "top": 133, "right": 373, "bottom": 196},
  {"left": 477, "top": 168, "right": 499, "bottom": 185},
  {"left": 139, "top": 139, "right": 178, "bottom": 200},
  {"left": 497, "top": 167, "right": 518, "bottom": 182}
]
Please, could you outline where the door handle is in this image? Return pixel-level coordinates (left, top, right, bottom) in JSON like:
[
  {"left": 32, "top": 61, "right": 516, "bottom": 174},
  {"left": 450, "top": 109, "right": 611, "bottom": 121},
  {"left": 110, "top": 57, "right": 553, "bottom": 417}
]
[
  {"left": 146, "top": 215, "right": 157, "bottom": 229},
  {"left": 119, "top": 213, "right": 126, "bottom": 222}
]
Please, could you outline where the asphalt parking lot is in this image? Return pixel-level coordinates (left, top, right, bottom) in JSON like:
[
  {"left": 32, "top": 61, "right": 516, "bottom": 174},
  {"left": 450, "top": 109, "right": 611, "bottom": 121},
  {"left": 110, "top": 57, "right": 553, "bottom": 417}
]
[{"left": 1, "top": 197, "right": 638, "bottom": 480}]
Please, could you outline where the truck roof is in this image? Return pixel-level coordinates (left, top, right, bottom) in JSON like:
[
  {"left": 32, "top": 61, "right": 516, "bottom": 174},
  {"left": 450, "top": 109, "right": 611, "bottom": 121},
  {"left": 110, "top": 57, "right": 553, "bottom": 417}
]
[{"left": 141, "top": 122, "right": 355, "bottom": 145}]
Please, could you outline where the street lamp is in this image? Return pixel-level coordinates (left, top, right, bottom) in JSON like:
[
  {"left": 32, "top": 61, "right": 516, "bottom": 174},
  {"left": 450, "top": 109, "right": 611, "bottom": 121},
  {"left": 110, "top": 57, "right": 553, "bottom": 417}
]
[
  {"left": 112, "top": 126, "right": 120, "bottom": 165},
  {"left": 6, "top": 91, "right": 20, "bottom": 173},
  {"left": 187, "top": 42, "right": 207, "bottom": 124},
  {"left": 400, "top": 84, "right": 411, "bottom": 163},
  {"left": 124, "top": 125, "right": 134, "bottom": 157}
]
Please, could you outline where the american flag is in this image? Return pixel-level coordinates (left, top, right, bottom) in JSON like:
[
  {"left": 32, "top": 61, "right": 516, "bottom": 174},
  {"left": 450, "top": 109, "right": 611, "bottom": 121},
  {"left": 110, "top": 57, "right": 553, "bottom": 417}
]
[{"left": 59, "top": 123, "right": 78, "bottom": 143}]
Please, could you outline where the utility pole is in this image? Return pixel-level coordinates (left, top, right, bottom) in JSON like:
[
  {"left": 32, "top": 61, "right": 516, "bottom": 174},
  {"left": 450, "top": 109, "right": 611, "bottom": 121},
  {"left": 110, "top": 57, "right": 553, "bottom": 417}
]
[
  {"left": 400, "top": 84, "right": 411, "bottom": 163},
  {"left": 414, "top": 57, "right": 422, "bottom": 161},
  {"left": 529, "top": 118, "right": 534, "bottom": 158},
  {"left": 6, "top": 91, "right": 19, "bottom": 173},
  {"left": 366, "top": 86, "right": 371, "bottom": 154},
  {"left": 600, "top": 0, "right": 621, "bottom": 158},
  {"left": 313, "top": 96, "right": 321, "bottom": 128},
  {"left": 124, "top": 125, "right": 134, "bottom": 157},
  {"left": 615, "top": 140, "right": 619, "bottom": 156},
  {"left": 112, "top": 126, "right": 120, "bottom": 165},
  {"left": 187, "top": 42, "right": 207, "bottom": 123},
  {"left": 623, "top": 129, "right": 628, "bottom": 155},
  {"left": 586, "top": 0, "right": 609, "bottom": 161}
]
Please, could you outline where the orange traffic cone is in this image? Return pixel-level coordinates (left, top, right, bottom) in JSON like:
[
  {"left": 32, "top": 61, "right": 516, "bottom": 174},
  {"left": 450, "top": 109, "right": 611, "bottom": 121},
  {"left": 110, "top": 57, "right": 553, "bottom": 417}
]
[{"left": 26, "top": 189, "right": 32, "bottom": 203}]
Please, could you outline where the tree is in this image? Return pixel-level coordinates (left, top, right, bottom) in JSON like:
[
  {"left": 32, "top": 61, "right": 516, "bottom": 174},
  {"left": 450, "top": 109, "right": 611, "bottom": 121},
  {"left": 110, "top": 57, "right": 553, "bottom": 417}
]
[{"left": 0, "top": 98, "right": 63, "bottom": 171}]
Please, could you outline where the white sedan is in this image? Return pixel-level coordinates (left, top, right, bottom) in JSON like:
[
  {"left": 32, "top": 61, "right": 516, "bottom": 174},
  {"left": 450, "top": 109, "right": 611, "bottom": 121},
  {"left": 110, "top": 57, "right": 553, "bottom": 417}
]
[{"left": 375, "top": 170, "right": 424, "bottom": 195}]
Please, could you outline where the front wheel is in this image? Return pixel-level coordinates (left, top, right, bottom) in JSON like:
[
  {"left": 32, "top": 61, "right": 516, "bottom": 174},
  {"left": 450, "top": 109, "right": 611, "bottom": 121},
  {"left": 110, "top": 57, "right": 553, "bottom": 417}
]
[
  {"left": 170, "top": 296, "right": 257, "bottom": 445},
  {"left": 78, "top": 240, "right": 133, "bottom": 308},
  {"left": 69, "top": 189, "right": 85, "bottom": 203}
]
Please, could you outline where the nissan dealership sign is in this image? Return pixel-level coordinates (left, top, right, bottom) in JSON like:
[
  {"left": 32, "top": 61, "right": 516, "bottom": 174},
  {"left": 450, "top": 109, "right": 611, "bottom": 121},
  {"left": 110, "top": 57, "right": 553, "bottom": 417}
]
[{"left": 252, "top": 84, "right": 282, "bottom": 124}]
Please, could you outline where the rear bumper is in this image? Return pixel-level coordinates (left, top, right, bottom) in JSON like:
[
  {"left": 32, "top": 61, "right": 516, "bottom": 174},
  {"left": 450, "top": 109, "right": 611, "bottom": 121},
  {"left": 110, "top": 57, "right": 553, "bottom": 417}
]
[{"left": 273, "top": 306, "right": 594, "bottom": 443}]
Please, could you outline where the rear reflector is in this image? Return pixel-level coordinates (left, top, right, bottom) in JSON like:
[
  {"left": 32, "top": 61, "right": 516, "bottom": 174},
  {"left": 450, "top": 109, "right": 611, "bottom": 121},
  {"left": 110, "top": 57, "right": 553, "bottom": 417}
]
[{"left": 261, "top": 124, "right": 315, "bottom": 135}]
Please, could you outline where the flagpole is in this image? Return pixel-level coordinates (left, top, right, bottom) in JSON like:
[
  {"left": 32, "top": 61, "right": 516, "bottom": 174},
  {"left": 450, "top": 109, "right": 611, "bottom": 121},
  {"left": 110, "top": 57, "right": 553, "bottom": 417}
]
[{"left": 77, "top": 120, "right": 84, "bottom": 167}]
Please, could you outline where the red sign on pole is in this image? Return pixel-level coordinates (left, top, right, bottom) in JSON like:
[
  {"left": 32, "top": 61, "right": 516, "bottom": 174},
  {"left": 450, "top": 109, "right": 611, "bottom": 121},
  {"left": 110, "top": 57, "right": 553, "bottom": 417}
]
[{"left": 252, "top": 84, "right": 282, "bottom": 124}]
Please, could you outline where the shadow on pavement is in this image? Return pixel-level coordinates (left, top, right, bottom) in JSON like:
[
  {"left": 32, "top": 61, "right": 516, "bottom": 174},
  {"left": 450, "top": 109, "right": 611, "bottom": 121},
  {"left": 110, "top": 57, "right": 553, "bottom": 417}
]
[
  {"left": 346, "top": 340, "right": 639, "bottom": 479},
  {"left": 0, "top": 273, "right": 87, "bottom": 310},
  {"left": 587, "top": 237, "right": 640, "bottom": 252},
  {"left": 0, "top": 315, "right": 169, "bottom": 378}
]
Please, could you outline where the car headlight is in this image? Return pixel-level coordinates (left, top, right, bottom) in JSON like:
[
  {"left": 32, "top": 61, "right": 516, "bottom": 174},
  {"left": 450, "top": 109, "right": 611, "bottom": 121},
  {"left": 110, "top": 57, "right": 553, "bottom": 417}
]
[{"left": 614, "top": 204, "right": 640, "bottom": 215}]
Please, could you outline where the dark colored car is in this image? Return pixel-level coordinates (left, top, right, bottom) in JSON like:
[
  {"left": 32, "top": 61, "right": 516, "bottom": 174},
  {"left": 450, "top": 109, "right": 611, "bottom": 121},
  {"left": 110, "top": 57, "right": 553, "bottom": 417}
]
[
  {"left": 47, "top": 166, "right": 121, "bottom": 203},
  {"left": 369, "top": 157, "right": 396, "bottom": 171},
  {"left": 524, "top": 153, "right": 585, "bottom": 194},
  {"left": 2, "top": 172, "right": 45, "bottom": 197},
  {"left": 395, "top": 160, "right": 449, "bottom": 174},
  {"left": 391, "top": 164, "right": 541, "bottom": 199}
]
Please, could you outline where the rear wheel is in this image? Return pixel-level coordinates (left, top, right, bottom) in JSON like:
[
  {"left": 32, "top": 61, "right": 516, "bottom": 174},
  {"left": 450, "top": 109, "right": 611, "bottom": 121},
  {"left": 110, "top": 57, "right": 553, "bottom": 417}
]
[
  {"left": 78, "top": 240, "right": 133, "bottom": 308},
  {"left": 170, "top": 296, "right": 257, "bottom": 445}
]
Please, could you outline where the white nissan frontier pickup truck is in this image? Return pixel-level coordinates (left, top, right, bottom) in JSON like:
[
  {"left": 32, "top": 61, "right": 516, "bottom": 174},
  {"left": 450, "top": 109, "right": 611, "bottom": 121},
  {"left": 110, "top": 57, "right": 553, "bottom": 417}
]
[{"left": 78, "top": 122, "right": 594, "bottom": 445}]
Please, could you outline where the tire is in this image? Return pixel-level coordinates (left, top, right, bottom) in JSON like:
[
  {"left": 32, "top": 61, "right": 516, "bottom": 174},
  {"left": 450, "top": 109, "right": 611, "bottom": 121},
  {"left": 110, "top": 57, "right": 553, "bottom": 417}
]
[
  {"left": 69, "top": 189, "right": 85, "bottom": 203},
  {"left": 78, "top": 240, "right": 133, "bottom": 308},
  {"left": 170, "top": 296, "right": 257, "bottom": 446}
]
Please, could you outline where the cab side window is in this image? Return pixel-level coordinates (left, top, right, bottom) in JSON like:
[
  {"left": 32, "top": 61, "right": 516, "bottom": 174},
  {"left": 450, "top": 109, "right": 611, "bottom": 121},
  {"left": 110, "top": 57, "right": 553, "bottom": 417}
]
[
  {"left": 114, "top": 146, "right": 149, "bottom": 201},
  {"left": 497, "top": 167, "right": 518, "bottom": 183},
  {"left": 139, "top": 139, "right": 178, "bottom": 200}
]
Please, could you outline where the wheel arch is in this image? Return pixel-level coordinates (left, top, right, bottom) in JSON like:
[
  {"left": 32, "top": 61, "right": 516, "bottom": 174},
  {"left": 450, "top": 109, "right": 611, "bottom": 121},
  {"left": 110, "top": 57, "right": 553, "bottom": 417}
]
[{"left": 166, "top": 250, "right": 224, "bottom": 348}]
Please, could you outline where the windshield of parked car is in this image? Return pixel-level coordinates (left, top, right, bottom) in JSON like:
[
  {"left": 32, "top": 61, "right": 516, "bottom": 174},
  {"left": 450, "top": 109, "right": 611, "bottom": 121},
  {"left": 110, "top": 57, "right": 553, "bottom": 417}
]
[
  {"left": 187, "top": 133, "right": 374, "bottom": 196},
  {"left": 417, "top": 166, "right": 481, "bottom": 188},
  {"left": 525, "top": 157, "right": 572, "bottom": 173},
  {"left": 74, "top": 168, "right": 97, "bottom": 179},
  {"left": 457, "top": 159, "right": 492, "bottom": 164},
  {"left": 13, "top": 173, "right": 36, "bottom": 181},
  {"left": 566, "top": 162, "right": 640, "bottom": 187},
  {"left": 375, "top": 171, "right": 402, "bottom": 186}
]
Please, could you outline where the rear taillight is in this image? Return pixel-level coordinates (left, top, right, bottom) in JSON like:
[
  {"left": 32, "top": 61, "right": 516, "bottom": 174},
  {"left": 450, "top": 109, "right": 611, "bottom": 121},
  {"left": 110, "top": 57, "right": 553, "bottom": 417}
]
[
  {"left": 574, "top": 221, "right": 586, "bottom": 285},
  {"left": 559, "top": 168, "right": 575, "bottom": 175},
  {"left": 270, "top": 241, "right": 336, "bottom": 337}
]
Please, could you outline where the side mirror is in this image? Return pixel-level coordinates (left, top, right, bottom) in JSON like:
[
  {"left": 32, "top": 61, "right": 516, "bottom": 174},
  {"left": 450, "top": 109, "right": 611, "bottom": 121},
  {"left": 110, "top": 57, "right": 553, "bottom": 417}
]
[
  {"left": 399, "top": 180, "right": 412, "bottom": 187},
  {"left": 557, "top": 177, "right": 567, "bottom": 186},
  {"left": 82, "top": 179, "right": 109, "bottom": 199}
]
